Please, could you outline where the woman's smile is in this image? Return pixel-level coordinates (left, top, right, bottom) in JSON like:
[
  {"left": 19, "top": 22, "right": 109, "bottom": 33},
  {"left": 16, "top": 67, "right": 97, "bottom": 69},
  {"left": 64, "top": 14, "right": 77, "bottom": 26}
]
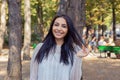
[{"left": 54, "top": 30, "right": 64, "bottom": 36}]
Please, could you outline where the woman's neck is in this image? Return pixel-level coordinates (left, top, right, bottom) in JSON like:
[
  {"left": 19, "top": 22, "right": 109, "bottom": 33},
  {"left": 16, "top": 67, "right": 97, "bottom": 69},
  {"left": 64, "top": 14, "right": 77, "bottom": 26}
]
[{"left": 55, "top": 39, "right": 64, "bottom": 46}]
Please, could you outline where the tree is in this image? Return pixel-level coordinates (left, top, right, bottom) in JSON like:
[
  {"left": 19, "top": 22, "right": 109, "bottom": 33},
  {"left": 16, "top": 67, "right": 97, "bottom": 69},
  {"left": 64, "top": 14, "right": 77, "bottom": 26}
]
[
  {"left": 5, "top": 0, "right": 22, "bottom": 80},
  {"left": 30, "top": 0, "right": 58, "bottom": 43},
  {"left": 57, "top": 0, "right": 86, "bottom": 35},
  {"left": 108, "top": 0, "right": 120, "bottom": 41},
  {"left": 23, "top": 0, "right": 31, "bottom": 60},
  {"left": 0, "top": 0, "right": 7, "bottom": 55},
  {"left": 111, "top": 0, "right": 116, "bottom": 41},
  {"left": 36, "top": 0, "right": 44, "bottom": 41}
]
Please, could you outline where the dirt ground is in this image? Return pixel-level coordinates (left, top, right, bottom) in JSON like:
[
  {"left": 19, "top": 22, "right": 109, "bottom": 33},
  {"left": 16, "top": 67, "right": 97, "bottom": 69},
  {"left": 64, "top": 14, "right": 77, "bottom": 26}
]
[
  {"left": 82, "top": 57, "right": 120, "bottom": 80},
  {"left": 0, "top": 49, "right": 120, "bottom": 80}
]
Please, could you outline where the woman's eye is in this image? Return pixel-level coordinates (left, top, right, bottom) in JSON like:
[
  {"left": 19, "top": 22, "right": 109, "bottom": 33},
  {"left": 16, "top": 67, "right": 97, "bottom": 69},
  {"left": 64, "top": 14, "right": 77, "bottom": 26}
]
[
  {"left": 54, "top": 23, "right": 59, "bottom": 26},
  {"left": 62, "top": 25, "right": 67, "bottom": 28}
]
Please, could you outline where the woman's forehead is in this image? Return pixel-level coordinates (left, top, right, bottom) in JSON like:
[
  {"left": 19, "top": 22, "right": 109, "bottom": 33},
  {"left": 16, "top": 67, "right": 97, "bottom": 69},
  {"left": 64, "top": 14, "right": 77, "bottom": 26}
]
[{"left": 54, "top": 17, "right": 67, "bottom": 24}]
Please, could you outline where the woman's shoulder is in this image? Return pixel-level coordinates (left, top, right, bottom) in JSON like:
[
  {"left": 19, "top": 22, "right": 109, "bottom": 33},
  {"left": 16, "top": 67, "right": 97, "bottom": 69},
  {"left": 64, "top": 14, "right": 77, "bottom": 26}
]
[
  {"left": 32, "top": 43, "right": 43, "bottom": 58},
  {"left": 37, "top": 43, "right": 43, "bottom": 47}
]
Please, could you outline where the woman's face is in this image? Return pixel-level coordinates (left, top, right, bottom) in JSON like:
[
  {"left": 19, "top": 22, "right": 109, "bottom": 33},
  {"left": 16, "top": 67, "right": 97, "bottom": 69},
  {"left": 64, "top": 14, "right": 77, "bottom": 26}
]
[{"left": 52, "top": 17, "right": 68, "bottom": 41}]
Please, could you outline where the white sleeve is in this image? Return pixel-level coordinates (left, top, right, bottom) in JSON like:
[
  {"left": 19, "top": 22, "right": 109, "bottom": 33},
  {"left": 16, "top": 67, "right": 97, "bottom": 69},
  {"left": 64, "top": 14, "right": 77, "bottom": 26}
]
[
  {"left": 74, "top": 45, "right": 82, "bottom": 53},
  {"left": 30, "top": 43, "right": 43, "bottom": 80}
]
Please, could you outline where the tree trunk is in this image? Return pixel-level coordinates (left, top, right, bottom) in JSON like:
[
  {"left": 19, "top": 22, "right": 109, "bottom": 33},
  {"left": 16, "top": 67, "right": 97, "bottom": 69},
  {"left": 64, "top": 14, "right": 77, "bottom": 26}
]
[
  {"left": 0, "top": 0, "right": 6, "bottom": 55},
  {"left": 37, "top": 0, "right": 44, "bottom": 41},
  {"left": 5, "top": 0, "right": 22, "bottom": 80},
  {"left": 112, "top": 2, "right": 116, "bottom": 41},
  {"left": 23, "top": 0, "right": 31, "bottom": 60},
  {"left": 57, "top": 0, "right": 86, "bottom": 36}
]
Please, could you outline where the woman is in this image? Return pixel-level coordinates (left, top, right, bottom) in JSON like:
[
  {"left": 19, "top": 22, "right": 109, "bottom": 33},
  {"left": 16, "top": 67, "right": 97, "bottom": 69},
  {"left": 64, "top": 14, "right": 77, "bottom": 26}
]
[{"left": 30, "top": 14, "right": 89, "bottom": 80}]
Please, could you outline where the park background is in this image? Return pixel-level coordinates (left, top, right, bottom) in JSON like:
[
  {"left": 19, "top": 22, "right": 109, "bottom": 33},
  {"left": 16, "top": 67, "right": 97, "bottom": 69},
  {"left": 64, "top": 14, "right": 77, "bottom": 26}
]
[{"left": 0, "top": 0, "right": 120, "bottom": 80}]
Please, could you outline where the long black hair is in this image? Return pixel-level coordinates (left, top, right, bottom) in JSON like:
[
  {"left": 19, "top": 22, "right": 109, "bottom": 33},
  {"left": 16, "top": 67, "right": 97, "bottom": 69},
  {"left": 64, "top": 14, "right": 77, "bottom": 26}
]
[{"left": 35, "top": 14, "right": 85, "bottom": 65}]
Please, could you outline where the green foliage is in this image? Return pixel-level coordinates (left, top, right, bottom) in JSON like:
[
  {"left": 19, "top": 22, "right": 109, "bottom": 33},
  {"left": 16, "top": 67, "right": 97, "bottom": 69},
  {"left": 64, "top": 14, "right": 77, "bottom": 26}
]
[
  {"left": 86, "top": 0, "right": 120, "bottom": 29},
  {"left": 42, "top": 0, "right": 58, "bottom": 28},
  {"left": 31, "top": 0, "right": 38, "bottom": 25},
  {"left": 30, "top": 0, "right": 58, "bottom": 42},
  {"left": 31, "top": 33, "right": 41, "bottom": 43},
  {"left": 4, "top": 35, "right": 9, "bottom": 47},
  {"left": 30, "top": 0, "right": 58, "bottom": 28},
  {"left": 19, "top": 0, "right": 58, "bottom": 43},
  {"left": 8, "top": 0, "right": 120, "bottom": 43}
]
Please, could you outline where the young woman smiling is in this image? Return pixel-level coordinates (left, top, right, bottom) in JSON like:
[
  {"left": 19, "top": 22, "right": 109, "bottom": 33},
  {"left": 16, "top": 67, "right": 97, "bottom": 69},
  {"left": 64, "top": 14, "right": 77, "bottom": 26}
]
[{"left": 30, "top": 14, "right": 89, "bottom": 80}]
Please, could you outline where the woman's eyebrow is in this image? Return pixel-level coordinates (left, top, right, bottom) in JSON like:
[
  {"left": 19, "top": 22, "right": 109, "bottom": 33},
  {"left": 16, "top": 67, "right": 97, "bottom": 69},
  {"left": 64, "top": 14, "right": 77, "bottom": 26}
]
[{"left": 54, "top": 21, "right": 67, "bottom": 26}]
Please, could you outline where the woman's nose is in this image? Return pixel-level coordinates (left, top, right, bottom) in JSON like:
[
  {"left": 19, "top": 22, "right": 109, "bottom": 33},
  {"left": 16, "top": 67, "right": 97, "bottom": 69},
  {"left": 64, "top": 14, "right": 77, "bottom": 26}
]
[{"left": 57, "top": 26, "right": 62, "bottom": 30}]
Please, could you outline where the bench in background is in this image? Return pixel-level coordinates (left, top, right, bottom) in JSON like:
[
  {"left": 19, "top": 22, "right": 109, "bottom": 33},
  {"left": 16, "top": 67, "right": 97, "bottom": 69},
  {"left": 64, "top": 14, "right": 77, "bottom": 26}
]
[{"left": 98, "top": 46, "right": 120, "bottom": 58}]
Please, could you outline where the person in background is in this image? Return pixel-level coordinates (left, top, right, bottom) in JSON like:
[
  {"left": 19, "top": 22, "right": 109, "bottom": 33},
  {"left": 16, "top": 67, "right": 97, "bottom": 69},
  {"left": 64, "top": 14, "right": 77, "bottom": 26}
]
[
  {"left": 30, "top": 14, "right": 89, "bottom": 80},
  {"left": 107, "top": 36, "right": 115, "bottom": 46},
  {"left": 98, "top": 35, "right": 107, "bottom": 46},
  {"left": 87, "top": 29, "right": 97, "bottom": 52},
  {"left": 106, "top": 36, "right": 115, "bottom": 57},
  {"left": 98, "top": 35, "right": 108, "bottom": 57}
]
